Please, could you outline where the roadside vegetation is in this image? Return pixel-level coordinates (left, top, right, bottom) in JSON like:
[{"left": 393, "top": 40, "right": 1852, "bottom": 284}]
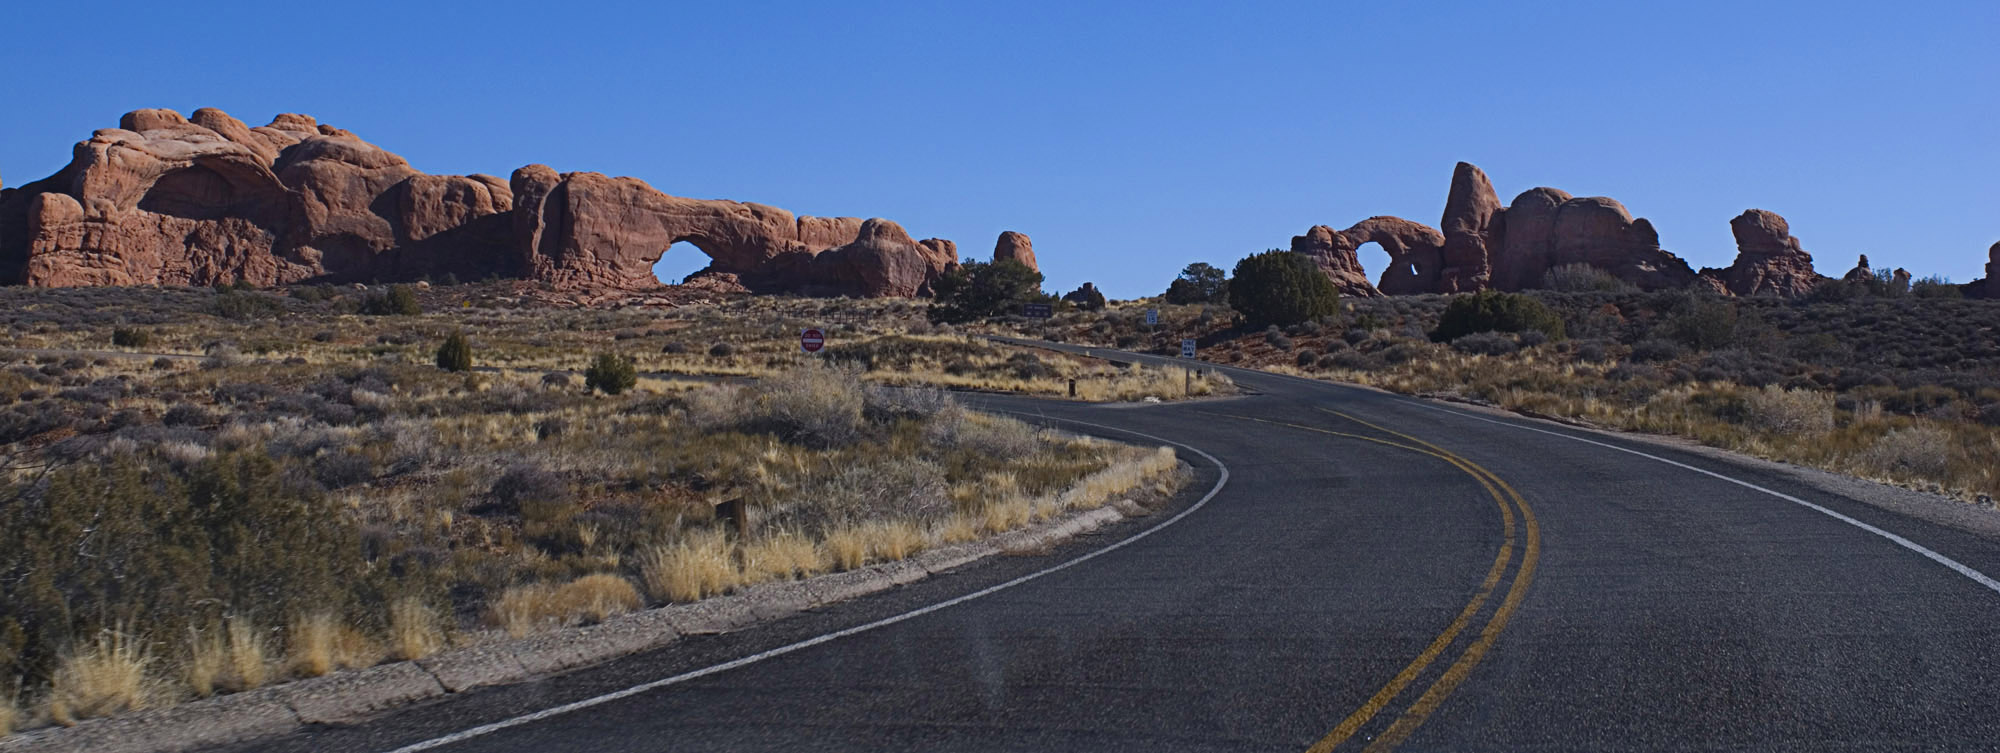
[
  {"left": 991, "top": 263, "right": 2000, "bottom": 505},
  {"left": 0, "top": 283, "right": 1193, "bottom": 734}
]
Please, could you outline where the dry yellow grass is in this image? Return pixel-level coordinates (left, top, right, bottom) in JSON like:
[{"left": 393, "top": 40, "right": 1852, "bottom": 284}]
[
  {"left": 864, "top": 521, "right": 927, "bottom": 561},
  {"left": 220, "top": 618, "right": 270, "bottom": 693},
  {"left": 640, "top": 530, "right": 740, "bottom": 602},
  {"left": 935, "top": 514, "right": 982, "bottom": 544},
  {"left": 49, "top": 630, "right": 156, "bottom": 726},
  {"left": 185, "top": 627, "right": 225, "bottom": 698},
  {"left": 388, "top": 598, "right": 444, "bottom": 661},
  {"left": 287, "top": 613, "right": 337, "bottom": 678},
  {"left": 288, "top": 612, "right": 380, "bottom": 678},
  {"left": 1056, "top": 446, "right": 1179, "bottom": 511},
  {"left": 0, "top": 692, "right": 16, "bottom": 737},
  {"left": 491, "top": 574, "right": 644, "bottom": 637},
  {"left": 741, "top": 530, "right": 828, "bottom": 581},
  {"left": 982, "top": 496, "right": 1034, "bottom": 533},
  {"left": 823, "top": 527, "right": 871, "bottom": 571}
]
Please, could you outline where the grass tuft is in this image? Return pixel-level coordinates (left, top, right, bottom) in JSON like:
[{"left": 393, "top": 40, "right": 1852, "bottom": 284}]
[
  {"left": 640, "top": 530, "right": 739, "bottom": 603},
  {"left": 49, "top": 630, "right": 156, "bottom": 726},
  {"left": 388, "top": 598, "right": 444, "bottom": 661}
]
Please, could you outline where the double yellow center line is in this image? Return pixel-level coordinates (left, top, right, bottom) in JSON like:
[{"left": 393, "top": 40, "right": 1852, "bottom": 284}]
[{"left": 1204, "top": 408, "right": 1541, "bottom": 752}]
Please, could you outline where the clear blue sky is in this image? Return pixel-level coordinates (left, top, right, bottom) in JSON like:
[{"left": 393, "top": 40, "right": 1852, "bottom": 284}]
[{"left": 3, "top": 1, "right": 1994, "bottom": 297}]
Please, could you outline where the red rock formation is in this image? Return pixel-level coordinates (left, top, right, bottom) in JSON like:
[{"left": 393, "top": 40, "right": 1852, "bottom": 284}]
[
  {"left": 1699, "top": 209, "right": 1822, "bottom": 297},
  {"left": 1489, "top": 187, "right": 1571, "bottom": 291},
  {"left": 781, "top": 218, "right": 949, "bottom": 297},
  {"left": 1842, "top": 254, "right": 1875, "bottom": 282},
  {"left": 1289, "top": 163, "right": 1697, "bottom": 296},
  {"left": 1347, "top": 216, "right": 1448, "bottom": 296},
  {"left": 1983, "top": 242, "right": 1999, "bottom": 299},
  {"left": 1437, "top": 162, "right": 1503, "bottom": 292},
  {"left": 1288, "top": 224, "right": 1385, "bottom": 298},
  {"left": 1, "top": 107, "right": 967, "bottom": 297},
  {"left": 1544, "top": 196, "right": 1697, "bottom": 290},
  {"left": 994, "top": 231, "right": 1037, "bottom": 272}
]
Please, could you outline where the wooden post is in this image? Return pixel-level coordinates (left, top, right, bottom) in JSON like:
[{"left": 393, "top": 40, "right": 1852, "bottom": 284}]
[
  {"left": 714, "top": 497, "right": 749, "bottom": 538},
  {"left": 1068, "top": 378, "right": 1077, "bottom": 398}
]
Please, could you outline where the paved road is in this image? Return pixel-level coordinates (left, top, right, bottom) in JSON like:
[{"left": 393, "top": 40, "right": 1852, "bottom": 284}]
[{"left": 221, "top": 342, "right": 2000, "bottom": 752}]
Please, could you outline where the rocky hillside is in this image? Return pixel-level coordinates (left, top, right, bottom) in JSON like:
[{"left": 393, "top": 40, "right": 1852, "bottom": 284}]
[
  {"left": 1287, "top": 161, "right": 1995, "bottom": 299},
  {"left": 0, "top": 108, "right": 1040, "bottom": 297}
]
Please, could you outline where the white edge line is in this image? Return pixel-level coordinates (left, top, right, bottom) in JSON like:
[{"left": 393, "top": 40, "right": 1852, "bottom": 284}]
[
  {"left": 382, "top": 415, "right": 1230, "bottom": 753},
  {"left": 1400, "top": 399, "right": 2000, "bottom": 596}
]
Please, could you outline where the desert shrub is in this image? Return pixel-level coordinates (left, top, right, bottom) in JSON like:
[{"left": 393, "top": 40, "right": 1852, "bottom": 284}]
[
  {"left": 662, "top": 342, "right": 689, "bottom": 354},
  {"left": 434, "top": 332, "right": 472, "bottom": 372},
  {"left": 1452, "top": 332, "right": 1519, "bottom": 356},
  {"left": 583, "top": 353, "right": 638, "bottom": 395},
  {"left": 540, "top": 372, "right": 573, "bottom": 389},
  {"left": 1977, "top": 404, "right": 2000, "bottom": 427},
  {"left": 1005, "top": 352, "right": 1054, "bottom": 380},
  {"left": 1662, "top": 297, "right": 1739, "bottom": 351},
  {"left": 1854, "top": 425, "right": 1956, "bottom": 479},
  {"left": 708, "top": 342, "right": 736, "bottom": 357},
  {"left": 1228, "top": 251, "right": 1340, "bottom": 327},
  {"left": 780, "top": 457, "right": 950, "bottom": 531},
  {"left": 928, "top": 259, "right": 1048, "bottom": 324},
  {"left": 112, "top": 327, "right": 153, "bottom": 348},
  {"left": 1806, "top": 279, "right": 1864, "bottom": 303},
  {"left": 1574, "top": 339, "right": 1613, "bottom": 363},
  {"left": 1432, "top": 291, "right": 1565, "bottom": 342},
  {"left": 1264, "top": 326, "right": 1294, "bottom": 350},
  {"left": 1629, "top": 339, "right": 1682, "bottom": 363},
  {"left": 1909, "top": 276, "right": 1964, "bottom": 299},
  {"left": 483, "top": 465, "right": 567, "bottom": 517},
  {"left": 742, "top": 366, "right": 867, "bottom": 448},
  {"left": 359, "top": 285, "right": 423, "bottom": 316},
  {"left": 1540, "top": 263, "right": 1632, "bottom": 292},
  {"left": 1164, "top": 262, "right": 1229, "bottom": 304},
  {"left": 0, "top": 452, "right": 365, "bottom": 686},
  {"left": 1742, "top": 386, "right": 1835, "bottom": 434},
  {"left": 211, "top": 290, "right": 285, "bottom": 320},
  {"left": 1519, "top": 330, "right": 1549, "bottom": 348},
  {"left": 1295, "top": 349, "right": 1319, "bottom": 367}
]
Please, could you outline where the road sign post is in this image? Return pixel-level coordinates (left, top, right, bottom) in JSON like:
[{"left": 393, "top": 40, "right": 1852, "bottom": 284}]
[
  {"left": 1020, "top": 303, "right": 1053, "bottom": 319},
  {"left": 1145, "top": 308, "right": 1158, "bottom": 326},
  {"left": 800, "top": 327, "right": 825, "bottom": 354},
  {"left": 1180, "top": 339, "right": 1197, "bottom": 397}
]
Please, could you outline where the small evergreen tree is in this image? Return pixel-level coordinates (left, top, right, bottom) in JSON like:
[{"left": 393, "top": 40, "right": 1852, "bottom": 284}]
[
  {"left": 360, "top": 284, "right": 423, "bottom": 316},
  {"left": 1227, "top": 251, "right": 1340, "bottom": 327},
  {"left": 584, "top": 353, "right": 638, "bottom": 395},
  {"left": 927, "top": 260, "right": 1049, "bottom": 324},
  {"left": 436, "top": 331, "right": 472, "bottom": 372},
  {"left": 1164, "top": 262, "right": 1229, "bottom": 304}
]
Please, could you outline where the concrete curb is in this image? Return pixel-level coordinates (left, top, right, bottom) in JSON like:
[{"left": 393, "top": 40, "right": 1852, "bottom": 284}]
[{"left": 0, "top": 503, "right": 1134, "bottom": 753}]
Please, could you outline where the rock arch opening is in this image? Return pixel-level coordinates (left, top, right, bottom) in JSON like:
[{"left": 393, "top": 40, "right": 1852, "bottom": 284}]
[
  {"left": 652, "top": 240, "right": 716, "bottom": 285},
  {"left": 1354, "top": 241, "right": 1392, "bottom": 290}
]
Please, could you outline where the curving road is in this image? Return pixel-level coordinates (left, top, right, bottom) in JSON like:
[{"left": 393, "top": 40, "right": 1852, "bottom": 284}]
[{"left": 220, "top": 342, "right": 2000, "bottom": 752}]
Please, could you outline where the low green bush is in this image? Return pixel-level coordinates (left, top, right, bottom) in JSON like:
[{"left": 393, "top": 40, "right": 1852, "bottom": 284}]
[{"left": 1431, "top": 291, "right": 1565, "bottom": 342}]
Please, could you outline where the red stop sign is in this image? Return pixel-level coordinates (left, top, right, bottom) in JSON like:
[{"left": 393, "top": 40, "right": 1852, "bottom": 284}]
[{"left": 800, "top": 328, "right": 825, "bottom": 353}]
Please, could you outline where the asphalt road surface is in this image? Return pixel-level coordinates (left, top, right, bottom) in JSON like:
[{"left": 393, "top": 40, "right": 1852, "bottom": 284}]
[{"left": 221, "top": 342, "right": 2000, "bottom": 752}]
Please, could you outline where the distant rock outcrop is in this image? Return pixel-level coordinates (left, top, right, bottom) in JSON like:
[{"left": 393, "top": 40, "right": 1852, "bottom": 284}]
[
  {"left": 1699, "top": 209, "right": 1822, "bottom": 297},
  {"left": 1842, "top": 254, "right": 1876, "bottom": 282},
  {"left": 0, "top": 107, "right": 977, "bottom": 297},
  {"left": 994, "top": 231, "right": 1037, "bottom": 272},
  {"left": 1288, "top": 162, "right": 1697, "bottom": 295},
  {"left": 1289, "top": 224, "right": 1378, "bottom": 298},
  {"left": 1984, "top": 241, "right": 2000, "bottom": 299},
  {"left": 1436, "top": 162, "right": 1503, "bottom": 293}
]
